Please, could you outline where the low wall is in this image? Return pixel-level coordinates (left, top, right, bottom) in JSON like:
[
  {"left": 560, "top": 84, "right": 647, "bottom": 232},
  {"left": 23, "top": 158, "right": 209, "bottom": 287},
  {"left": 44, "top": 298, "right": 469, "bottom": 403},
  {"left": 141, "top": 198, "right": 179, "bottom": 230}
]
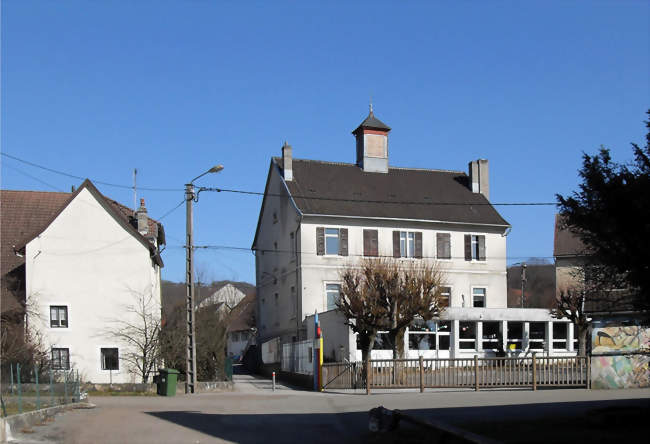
[
  {"left": 83, "top": 383, "right": 156, "bottom": 393},
  {"left": 591, "top": 353, "right": 650, "bottom": 389}
]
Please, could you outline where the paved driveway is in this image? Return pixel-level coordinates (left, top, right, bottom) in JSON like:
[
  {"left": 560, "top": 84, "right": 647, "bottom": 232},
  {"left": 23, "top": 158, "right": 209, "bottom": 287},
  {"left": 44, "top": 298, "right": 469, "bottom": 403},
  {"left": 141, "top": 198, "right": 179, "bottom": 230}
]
[{"left": 11, "top": 374, "right": 650, "bottom": 444}]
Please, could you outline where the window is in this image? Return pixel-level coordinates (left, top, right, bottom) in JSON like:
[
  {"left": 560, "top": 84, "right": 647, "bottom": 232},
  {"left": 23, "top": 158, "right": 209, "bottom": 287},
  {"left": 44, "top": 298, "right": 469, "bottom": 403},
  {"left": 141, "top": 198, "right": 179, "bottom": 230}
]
[
  {"left": 274, "top": 293, "right": 279, "bottom": 306},
  {"left": 363, "top": 229, "right": 378, "bottom": 257},
  {"left": 52, "top": 348, "right": 70, "bottom": 370},
  {"left": 290, "top": 232, "right": 296, "bottom": 260},
  {"left": 482, "top": 321, "right": 500, "bottom": 351},
  {"left": 325, "top": 228, "right": 339, "bottom": 255},
  {"left": 437, "top": 321, "right": 451, "bottom": 350},
  {"left": 409, "top": 319, "right": 436, "bottom": 351},
  {"left": 472, "top": 288, "right": 486, "bottom": 307},
  {"left": 393, "top": 231, "right": 422, "bottom": 258},
  {"left": 373, "top": 332, "right": 393, "bottom": 350},
  {"left": 459, "top": 322, "right": 476, "bottom": 350},
  {"left": 436, "top": 233, "right": 451, "bottom": 259},
  {"left": 101, "top": 348, "right": 119, "bottom": 370},
  {"left": 439, "top": 287, "right": 451, "bottom": 308},
  {"left": 464, "top": 234, "right": 486, "bottom": 261},
  {"left": 50, "top": 306, "right": 68, "bottom": 328},
  {"left": 507, "top": 322, "right": 523, "bottom": 350},
  {"left": 529, "top": 322, "right": 546, "bottom": 350},
  {"left": 316, "top": 227, "right": 348, "bottom": 256},
  {"left": 553, "top": 323, "right": 567, "bottom": 350},
  {"left": 326, "top": 284, "right": 340, "bottom": 311}
]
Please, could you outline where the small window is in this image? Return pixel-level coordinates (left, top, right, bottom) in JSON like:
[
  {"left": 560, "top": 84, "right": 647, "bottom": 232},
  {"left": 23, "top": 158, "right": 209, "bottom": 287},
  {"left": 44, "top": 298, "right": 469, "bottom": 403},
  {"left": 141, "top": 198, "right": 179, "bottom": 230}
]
[
  {"left": 101, "top": 348, "right": 119, "bottom": 370},
  {"left": 400, "top": 231, "right": 416, "bottom": 258},
  {"left": 472, "top": 288, "right": 486, "bottom": 308},
  {"left": 530, "top": 322, "right": 546, "bottom": 350},
  {"left": 465, "top": 234, "right": 486, "bottom": 261},
  {"left": 507, "top": 322, "right": 524, "bottom": 350},
  {"left": 326, "top": 284, "right": 340, "bottom": 311},
  {"left": 373, "top": 332, "right": 392, "bottom": 350},
  {"left": 459, "top": 322, "right": 476, "bottom": 350},
  {"left": 50, "top": 306, "right": 68, "bottom": 328},
  {"left": 274, "top": 293, "right": 279, "bottom": 306},
  {"left": 52, "top": 348, "right": 70, "bottom": 370},
  {"left": 290, "top": 232, "right": 296, "bottom": 259},
  {"left": 482, "top": 321, "right": 500, "bottom": 351},
  {"left": 325, "top": 228, "right": 340, "bottom": 255},
  {"left": 553, "top": 323, "right": 568, "bottom": 350}
]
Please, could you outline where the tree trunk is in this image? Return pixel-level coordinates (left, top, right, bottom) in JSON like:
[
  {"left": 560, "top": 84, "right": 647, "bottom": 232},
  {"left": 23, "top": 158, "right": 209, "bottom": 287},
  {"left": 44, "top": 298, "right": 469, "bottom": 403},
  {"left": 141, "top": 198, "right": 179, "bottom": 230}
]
[
  {"left": 362, "top": 332, "right": 376, "bottom": 387},
  {"left": 577, "top": 325, "right": 588, "bottom": 357}
]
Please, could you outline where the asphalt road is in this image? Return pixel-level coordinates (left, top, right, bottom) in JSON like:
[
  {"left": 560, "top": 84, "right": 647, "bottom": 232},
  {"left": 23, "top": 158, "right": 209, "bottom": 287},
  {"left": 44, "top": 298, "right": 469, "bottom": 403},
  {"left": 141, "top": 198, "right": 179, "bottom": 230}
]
[{"left": 11, "top": 374, "right": 650, "bottom": 444}]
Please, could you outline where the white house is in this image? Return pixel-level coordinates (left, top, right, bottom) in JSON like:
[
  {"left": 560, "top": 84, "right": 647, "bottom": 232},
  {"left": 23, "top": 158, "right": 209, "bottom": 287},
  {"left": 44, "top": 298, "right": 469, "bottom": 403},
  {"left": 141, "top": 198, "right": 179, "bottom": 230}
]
[
  {"left": 196, "top": 282, "right": 247, "bottom": 312},
  {"left": 253, "top": 108, "right": 575, "bottom": 363},
  {"left": 1, "top": 180, "right": 164, "bottom": 383}
]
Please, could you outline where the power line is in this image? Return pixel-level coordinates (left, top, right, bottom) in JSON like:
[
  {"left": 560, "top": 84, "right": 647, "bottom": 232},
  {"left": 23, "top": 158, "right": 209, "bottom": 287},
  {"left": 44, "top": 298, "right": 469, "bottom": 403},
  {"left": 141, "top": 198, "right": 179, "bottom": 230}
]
[
  {"left": 200, "top": 187, "right": 557, "bottom": 207},
  {"left": 1, "top": 152, "right": 182, "bottom": 192},
  {"left": 3, "top": 152, "right": 559, "bottom": 206},
  {"left": 157, "top": 199, "right": 186, "bottom": 220},
  {"left": 2, "top": 163, "right": 66, "bottom": 192}
]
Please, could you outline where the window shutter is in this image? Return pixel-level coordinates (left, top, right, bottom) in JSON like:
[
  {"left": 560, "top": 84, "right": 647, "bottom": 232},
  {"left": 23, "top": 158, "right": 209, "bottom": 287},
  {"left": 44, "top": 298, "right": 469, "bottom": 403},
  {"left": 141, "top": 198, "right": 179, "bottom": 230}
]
[
  {"left": 414, "top": 232, "right": 423, "bottom": 258},
  {"left": 339, "top": 228, "right": 348, "bottom": 256},
  {"left": 371, "top": 230, "right": 378, "bottom": 257},
  {"left": 464, "top": 234, "right": 472, "bottom": 261},
  {"left": 316, "top": 227, "right": 325, "bottom": 255},
  {"left": 478, "top": 235, "right": 486, "bottom": 261},
  {"left": 437, "top": 233, "right": 451, "bottom": 259},
  {"left": 393, "top": 231, "right": 401, "bottom": 258}
]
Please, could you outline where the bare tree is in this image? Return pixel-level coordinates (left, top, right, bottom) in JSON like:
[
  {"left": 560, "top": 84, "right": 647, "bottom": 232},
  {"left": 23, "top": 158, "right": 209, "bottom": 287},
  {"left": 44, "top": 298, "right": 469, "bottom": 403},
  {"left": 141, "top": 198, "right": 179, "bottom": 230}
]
[
  {"left": 552, "top": 287, "right": 588, "bottom": 356},
  {"left": 104, "top": 288, "right": 161, "bottom": 383},
  {"left": 385, "top": 261, "right": 446, "bottom": 358},
  {"left": 337, "top": 259, "right": 447, "bottom": 373}
]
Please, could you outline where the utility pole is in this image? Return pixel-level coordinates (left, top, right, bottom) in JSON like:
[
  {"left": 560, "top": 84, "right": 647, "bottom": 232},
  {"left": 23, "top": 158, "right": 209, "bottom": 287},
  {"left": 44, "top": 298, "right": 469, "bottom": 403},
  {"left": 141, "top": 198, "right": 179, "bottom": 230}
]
[
  {"left": 521, "top": 263, "right": 527, "bottom": 308},
  {"left": 185, "top": 183, "right": 197, "bottom": 394}
]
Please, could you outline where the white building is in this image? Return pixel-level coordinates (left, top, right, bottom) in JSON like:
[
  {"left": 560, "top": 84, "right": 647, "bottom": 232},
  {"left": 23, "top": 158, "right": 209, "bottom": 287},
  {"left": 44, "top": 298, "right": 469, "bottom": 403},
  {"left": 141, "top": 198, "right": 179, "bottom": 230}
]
[
  {"left": 253, "top": 109, "right": 575, "bottom": 362},
  {"left": 1, "top": 180, "right": 164, "bottom": 383}
]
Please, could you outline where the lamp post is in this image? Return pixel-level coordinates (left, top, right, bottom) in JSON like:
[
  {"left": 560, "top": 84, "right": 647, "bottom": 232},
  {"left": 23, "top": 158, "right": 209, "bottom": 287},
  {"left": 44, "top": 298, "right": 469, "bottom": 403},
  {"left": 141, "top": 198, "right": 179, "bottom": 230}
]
[{"left": 185, "top": 165, "right": 223, "bottom": 394}]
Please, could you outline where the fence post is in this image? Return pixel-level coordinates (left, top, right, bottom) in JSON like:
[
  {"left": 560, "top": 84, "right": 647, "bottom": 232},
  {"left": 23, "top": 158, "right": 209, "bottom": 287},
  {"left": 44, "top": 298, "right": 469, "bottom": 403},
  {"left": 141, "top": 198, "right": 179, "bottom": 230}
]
[
  {"left": 532, "top": 352, "right": 537, "bottom": 391},
  {"left": 419, "top": 356, "right": 424, "bottom": 393},
  {"left": 474, "top": 355, "right": 479, "bottom": 392},
  {"left": 17, "top": 363, "right": 23, "bottom": 413},
  {"left": 49, "top": 368, "right": 53, "bottom": 407},
  {"left": 36, "top": 364, "right": 41, "bottom": 410},
  {"left": 366, "top": 361, "right": 371, "bottom": 395},
  {"left": 76, "top": 369, "right": 81, "bottom": 402},
  {"left": 64, "top": 370, "right": 68, "bottom": 405},
  {"left": 586, "top": 355, "right": 591, "bottom": 389}
]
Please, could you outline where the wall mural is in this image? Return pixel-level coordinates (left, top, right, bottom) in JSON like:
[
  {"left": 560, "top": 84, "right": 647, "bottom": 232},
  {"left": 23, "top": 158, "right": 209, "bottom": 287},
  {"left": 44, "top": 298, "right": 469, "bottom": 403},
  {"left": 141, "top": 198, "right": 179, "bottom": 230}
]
[{"left": 591, "top": 320, "right": 650, "bottom": 389}]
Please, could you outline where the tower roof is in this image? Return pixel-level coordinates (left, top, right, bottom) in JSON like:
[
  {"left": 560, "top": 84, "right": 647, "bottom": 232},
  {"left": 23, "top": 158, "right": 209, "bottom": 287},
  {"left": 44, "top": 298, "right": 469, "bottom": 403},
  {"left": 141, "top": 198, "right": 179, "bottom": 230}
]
[{"left": 352, "top": 108, "right": 391, "bottom": 134}]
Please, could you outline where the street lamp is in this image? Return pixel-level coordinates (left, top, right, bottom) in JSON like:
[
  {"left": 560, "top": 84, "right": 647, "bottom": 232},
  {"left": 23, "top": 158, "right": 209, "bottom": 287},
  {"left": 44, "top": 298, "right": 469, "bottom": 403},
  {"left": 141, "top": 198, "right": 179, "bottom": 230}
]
[{"left": 185, "top": 164, "right": 223, "bottom": 394}]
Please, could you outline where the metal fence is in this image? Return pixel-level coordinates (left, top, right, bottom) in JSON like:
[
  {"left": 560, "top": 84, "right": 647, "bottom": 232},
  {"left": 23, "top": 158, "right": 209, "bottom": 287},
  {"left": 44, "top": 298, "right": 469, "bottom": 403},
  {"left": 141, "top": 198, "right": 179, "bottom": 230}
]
[
  {"left": 1, "top": 363, "right": 82, "bottom": 417},
  {"left": 323, "top": 354, "right": 589, "bottom": 392},
  {"left": 281, "top": 339, "right": 313, "bottom": 375}
]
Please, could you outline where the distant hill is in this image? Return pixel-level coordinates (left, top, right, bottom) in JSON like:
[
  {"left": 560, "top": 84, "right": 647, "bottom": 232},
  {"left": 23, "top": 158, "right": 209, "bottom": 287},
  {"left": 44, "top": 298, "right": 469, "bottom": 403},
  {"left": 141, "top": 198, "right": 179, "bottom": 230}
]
[
  {"left": 161, "top": 279, "right": 255, "bottom": 318},
  {"left": 507, "top": 261, "right": 556, "bottom": 309}
]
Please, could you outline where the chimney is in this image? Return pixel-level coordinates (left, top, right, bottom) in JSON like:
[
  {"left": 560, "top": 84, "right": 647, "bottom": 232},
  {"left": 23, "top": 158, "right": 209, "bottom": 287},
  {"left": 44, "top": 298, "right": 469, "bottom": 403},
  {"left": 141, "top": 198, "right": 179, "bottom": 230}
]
[
  {"left": 137, "top": 198, "right": 149, "bottom": 235},
  {"left": 282, "top": 141, "right": 293, "bottom": 181},
  {"left": 352, "top": 105, "right": 391, "bottom": 173},
  {"left": 468, "top": 159, "right": 490, "bottom": 200}
]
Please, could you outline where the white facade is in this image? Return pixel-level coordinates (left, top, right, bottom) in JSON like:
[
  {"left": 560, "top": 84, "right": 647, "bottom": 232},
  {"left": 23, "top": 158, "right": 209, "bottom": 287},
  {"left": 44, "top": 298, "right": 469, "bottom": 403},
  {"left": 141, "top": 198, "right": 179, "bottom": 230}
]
[{"left": 25, "top": 186, "right": 162, "bottom": 383}]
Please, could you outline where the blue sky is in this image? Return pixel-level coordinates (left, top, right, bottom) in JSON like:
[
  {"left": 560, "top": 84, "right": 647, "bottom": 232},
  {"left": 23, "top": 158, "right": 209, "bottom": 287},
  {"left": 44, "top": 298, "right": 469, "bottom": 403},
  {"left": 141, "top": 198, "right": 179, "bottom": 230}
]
[{"left": 2, "top": 1, "right": 648, "bottom": 284}]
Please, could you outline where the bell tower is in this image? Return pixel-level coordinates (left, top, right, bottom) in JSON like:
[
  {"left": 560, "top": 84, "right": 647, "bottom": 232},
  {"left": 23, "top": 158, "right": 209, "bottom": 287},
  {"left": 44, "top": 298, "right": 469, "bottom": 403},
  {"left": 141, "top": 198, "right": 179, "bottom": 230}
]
[{"left": 352, "top": 105, "right": 391, "bottom": 173}]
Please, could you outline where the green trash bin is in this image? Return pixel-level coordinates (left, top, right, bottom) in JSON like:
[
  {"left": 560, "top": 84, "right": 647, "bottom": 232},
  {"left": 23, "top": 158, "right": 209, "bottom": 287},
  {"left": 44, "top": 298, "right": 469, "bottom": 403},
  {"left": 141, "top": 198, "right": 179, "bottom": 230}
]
[{"left": 157, "top": 368, "right": 180, "bottom": 396}]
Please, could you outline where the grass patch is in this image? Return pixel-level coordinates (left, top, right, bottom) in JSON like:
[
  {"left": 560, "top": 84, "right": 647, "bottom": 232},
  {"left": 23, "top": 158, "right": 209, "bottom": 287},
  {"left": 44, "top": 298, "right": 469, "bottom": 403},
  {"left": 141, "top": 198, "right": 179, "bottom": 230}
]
[{"left": 86, "top": 390, "right": 156, "bottom": 397}]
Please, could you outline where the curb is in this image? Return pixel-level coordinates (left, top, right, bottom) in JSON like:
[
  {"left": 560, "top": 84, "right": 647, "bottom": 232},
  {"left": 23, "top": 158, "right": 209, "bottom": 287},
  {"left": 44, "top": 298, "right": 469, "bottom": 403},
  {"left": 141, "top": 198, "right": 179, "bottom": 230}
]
[{"left": 0, "top": 402, "right": 95, "bottom": 443}]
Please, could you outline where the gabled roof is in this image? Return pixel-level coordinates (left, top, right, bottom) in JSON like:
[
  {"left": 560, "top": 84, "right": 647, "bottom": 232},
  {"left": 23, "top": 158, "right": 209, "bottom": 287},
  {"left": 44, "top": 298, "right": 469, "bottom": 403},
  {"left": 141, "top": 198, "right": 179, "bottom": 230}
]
[
  {"left": 553, "top": 214, "right": 588, "bottom": 257},
  {"left": 274, "top": 158, "right": 509, "bottom": 227},
  {"left": 1, "top": 179, "right": 164, "bottom": 275}
]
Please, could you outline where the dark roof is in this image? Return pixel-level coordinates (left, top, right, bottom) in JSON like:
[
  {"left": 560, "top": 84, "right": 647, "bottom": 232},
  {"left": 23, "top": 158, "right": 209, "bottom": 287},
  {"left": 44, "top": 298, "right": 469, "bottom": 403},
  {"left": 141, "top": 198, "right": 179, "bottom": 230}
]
[
  {"left": 1, "top": 179, "right": 164, "bottom": 276},
  {"left": 352, "top": 110, "right": 391, "bottom": 133},
  {"left": 553, "top": 214, "right": 588, "bottom": 257},
  {"left": 227, "top": 292, "right": 256, "bottom": 333},
  {"left": 276, "top": 158, "right": 509, "bottom": 227}
]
